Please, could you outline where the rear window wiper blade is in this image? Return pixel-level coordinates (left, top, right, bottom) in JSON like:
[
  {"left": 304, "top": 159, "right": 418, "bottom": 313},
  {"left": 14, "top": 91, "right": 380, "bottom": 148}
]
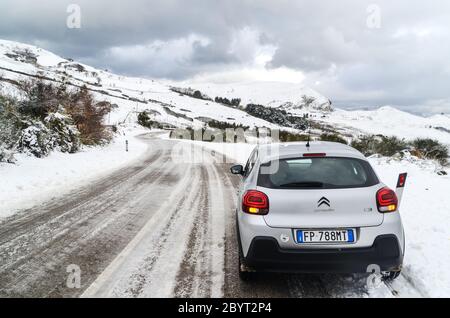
[{"left": 279, "top": 181, "right": 324, "bottom": 188}]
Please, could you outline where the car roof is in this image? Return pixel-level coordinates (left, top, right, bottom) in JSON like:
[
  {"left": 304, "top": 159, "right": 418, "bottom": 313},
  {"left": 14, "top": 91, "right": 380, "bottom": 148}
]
[{"left": 256, "top": 141, "right": 367, "bottom": 162}]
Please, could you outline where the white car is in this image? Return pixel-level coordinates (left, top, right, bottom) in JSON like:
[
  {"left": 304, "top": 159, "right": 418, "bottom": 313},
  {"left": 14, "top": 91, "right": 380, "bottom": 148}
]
[{"left": 231, "top": 142, "right": 405, "bottom": 281}]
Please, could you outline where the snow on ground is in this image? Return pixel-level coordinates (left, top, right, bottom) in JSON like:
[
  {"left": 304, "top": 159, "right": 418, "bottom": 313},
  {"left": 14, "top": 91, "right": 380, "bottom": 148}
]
[
  {"left": 0, "top": 125, "right": 149, "bottom": 219},
  {"left": 196, "top": 139, "right": 450, "bottom": 297}
]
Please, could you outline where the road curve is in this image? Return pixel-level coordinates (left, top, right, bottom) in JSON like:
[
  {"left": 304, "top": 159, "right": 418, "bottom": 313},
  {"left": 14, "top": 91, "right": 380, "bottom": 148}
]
[{"left": 0, "top": 134, "right": 405, "bottom": 298}]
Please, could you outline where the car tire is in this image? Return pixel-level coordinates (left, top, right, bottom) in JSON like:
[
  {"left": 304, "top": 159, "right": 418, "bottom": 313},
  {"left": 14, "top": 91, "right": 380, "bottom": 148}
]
[
  {"left": 236, "top": 213, "right": 256, "bottom": 281},
  {"left": 238, "top": 253, "right": 255, "bottom": 281}
]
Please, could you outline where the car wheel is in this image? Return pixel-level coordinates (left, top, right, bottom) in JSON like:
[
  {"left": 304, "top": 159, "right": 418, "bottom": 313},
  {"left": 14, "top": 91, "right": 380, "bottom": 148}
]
[{"left": 382, "top": 270, "right": 401, "bottom": 281}]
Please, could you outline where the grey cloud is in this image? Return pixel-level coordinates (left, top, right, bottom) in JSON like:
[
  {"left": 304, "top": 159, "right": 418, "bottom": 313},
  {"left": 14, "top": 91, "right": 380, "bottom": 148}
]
[{"left": 0, "top": 0, "right": 449, "bottom": 113}]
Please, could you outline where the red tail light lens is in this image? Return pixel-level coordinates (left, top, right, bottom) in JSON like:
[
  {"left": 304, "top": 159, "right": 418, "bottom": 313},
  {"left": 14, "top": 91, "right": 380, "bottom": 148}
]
[
  {"left": 243, "top": 190, "right": 269, "bottom": 215},
  {"left": 376, "top": 187, "right": 398, "bottom": 213}
]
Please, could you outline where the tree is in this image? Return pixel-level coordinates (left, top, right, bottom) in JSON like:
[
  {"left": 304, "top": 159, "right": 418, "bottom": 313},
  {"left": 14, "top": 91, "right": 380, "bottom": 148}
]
[
  {"left": 18, "top": 80, "right": 61, "bottom": 119},
  {"left": 193, "top": 90, "right": 203, "bottom": 99}
]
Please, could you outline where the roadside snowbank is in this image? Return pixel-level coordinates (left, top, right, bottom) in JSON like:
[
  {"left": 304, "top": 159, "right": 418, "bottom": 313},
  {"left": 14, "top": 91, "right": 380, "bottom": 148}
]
[{"left": 0, "top": 125, "right": 149, "bottom": 219}]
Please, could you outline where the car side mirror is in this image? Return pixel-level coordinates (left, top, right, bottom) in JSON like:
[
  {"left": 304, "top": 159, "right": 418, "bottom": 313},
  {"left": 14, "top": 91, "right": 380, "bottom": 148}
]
[{"left": 230, "top": 165, "right": 244, "bottom": 175}]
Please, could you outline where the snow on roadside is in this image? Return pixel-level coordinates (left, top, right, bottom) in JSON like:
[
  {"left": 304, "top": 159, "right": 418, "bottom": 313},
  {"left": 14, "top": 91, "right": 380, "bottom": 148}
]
[
  {"left": 369, "top": 157, "right": 450, "bottom": 298},
  {"left": 0, "top": 125, "right": 149, "bottom": 219}
]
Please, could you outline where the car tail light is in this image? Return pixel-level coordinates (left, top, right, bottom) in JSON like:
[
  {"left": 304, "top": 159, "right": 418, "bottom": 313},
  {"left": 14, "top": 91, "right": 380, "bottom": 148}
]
[
  {"left": 376, "top": 187, "right": 398, "bottom": 213},
  {"left": 303, "top": 153, "right": 327, "bottom": 158},
  {"left": 242, "top": 190, "right": 269, "bottom": 215}
]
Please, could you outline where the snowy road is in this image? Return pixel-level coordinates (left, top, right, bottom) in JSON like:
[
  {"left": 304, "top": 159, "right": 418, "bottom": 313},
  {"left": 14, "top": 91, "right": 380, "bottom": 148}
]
[{"left": 0, "top": 134, "right": 421, "bottom": 298}]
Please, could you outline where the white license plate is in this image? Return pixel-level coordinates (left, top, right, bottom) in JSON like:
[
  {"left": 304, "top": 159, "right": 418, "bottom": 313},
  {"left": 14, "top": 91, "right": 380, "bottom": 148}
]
[{"left": 296, "top": 229, "right": 356, "bottom": 244}]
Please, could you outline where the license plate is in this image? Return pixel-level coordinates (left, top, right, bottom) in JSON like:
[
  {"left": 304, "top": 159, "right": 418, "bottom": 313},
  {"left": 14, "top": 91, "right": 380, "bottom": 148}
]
[{"left": 296, "top": 229, "right": 355, "bottom": 244}]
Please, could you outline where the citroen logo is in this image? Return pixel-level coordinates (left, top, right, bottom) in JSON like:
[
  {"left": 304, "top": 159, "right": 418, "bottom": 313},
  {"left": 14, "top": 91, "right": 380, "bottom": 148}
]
[{"left": 318, "top": 197, "right": 331, "bottom": 208}]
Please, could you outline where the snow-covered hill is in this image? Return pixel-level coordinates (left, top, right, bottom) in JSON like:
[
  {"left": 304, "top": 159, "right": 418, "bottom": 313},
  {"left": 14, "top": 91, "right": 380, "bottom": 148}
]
[
  {"left": 1, "top": 38, "right": 449, "bottom": 146},
  {"left": 320, "top": 106, "right": 450, "bottom": 147},
  {"left": 0, "top": 39, "right": 326, "bottom": 132},
  {"left": 181, "top": 81, "right": 333, "bottom": 111}
]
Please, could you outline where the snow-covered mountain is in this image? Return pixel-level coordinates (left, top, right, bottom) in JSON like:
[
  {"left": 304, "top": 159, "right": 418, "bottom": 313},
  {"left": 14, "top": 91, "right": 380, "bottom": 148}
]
[
  {"left": 0, "top": 39, "right": 329, "bottom": 132},
  {"left": 1, "top": 39, "right": 449, "bottom": 146},
  {"left": 180, "top": 81, "right": 333, "bottom": 112},
  {"left": 321, "top": 106, "right": 450, "bottom": 146}
]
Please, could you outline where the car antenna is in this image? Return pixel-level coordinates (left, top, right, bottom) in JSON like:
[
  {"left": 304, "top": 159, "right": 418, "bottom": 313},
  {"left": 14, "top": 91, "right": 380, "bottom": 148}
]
[{"left": 306, "top": 114, "right": 311, "bottom": 149}]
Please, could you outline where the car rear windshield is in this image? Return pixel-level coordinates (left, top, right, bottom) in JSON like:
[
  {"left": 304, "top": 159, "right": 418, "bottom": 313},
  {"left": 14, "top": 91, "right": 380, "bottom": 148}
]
[{"left": 258, "top": 157, "right": 379, "bottom": 189}]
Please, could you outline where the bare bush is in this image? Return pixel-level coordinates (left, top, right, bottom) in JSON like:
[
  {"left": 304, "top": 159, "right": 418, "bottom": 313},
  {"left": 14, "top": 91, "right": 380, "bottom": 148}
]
[{"left": 66, "top": 86, "right": 112, "bottom": 145}]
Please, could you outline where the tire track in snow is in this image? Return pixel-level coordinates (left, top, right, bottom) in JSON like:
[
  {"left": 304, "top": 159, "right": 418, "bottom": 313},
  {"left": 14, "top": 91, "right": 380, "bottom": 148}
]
[
  {"left": 0, "top": 138, "right": 183, "bottom": 297},
  {"left": 382, "top": 272, "right": 428, "bottom": 298},
  {"left": 125, "top": 167, "right": 203, "bottom": 297},
  {"left": 0, "top": 161, "right": 173, "bottom": 296},
  {"left": 0, "top": 147, "right": 169, "bottom": 272},
  {"left": 82, "top": 144, "right": 206, "bottom": 297},
  {"left": 0, "top": 147, "right": 164, "bottom": 242},
  {"left": 83, "top": 142, "right": 236, "bottom": 298},
  {"left": 205, "top": 161, "right": 229, "bottom": 297},
  {"left": 173, "top": 166, "right": 212, "bottom": 298}
]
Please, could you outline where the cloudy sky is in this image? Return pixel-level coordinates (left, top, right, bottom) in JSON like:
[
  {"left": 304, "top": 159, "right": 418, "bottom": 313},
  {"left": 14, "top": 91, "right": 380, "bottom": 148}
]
[{"left": 0, "top": 0, "right": 449, "bottom": 114}]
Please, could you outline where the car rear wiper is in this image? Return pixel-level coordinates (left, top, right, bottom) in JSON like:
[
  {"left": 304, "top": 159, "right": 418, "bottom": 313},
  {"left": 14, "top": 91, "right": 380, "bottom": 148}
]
[{"left": 279, "top": 181, "right": 324, "bottom": 188}]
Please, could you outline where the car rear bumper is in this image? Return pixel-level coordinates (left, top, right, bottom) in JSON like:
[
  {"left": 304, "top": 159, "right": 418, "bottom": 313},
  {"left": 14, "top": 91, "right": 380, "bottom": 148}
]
[{"left": 242, "top": 235, "right": 403, "bottom": 273}]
